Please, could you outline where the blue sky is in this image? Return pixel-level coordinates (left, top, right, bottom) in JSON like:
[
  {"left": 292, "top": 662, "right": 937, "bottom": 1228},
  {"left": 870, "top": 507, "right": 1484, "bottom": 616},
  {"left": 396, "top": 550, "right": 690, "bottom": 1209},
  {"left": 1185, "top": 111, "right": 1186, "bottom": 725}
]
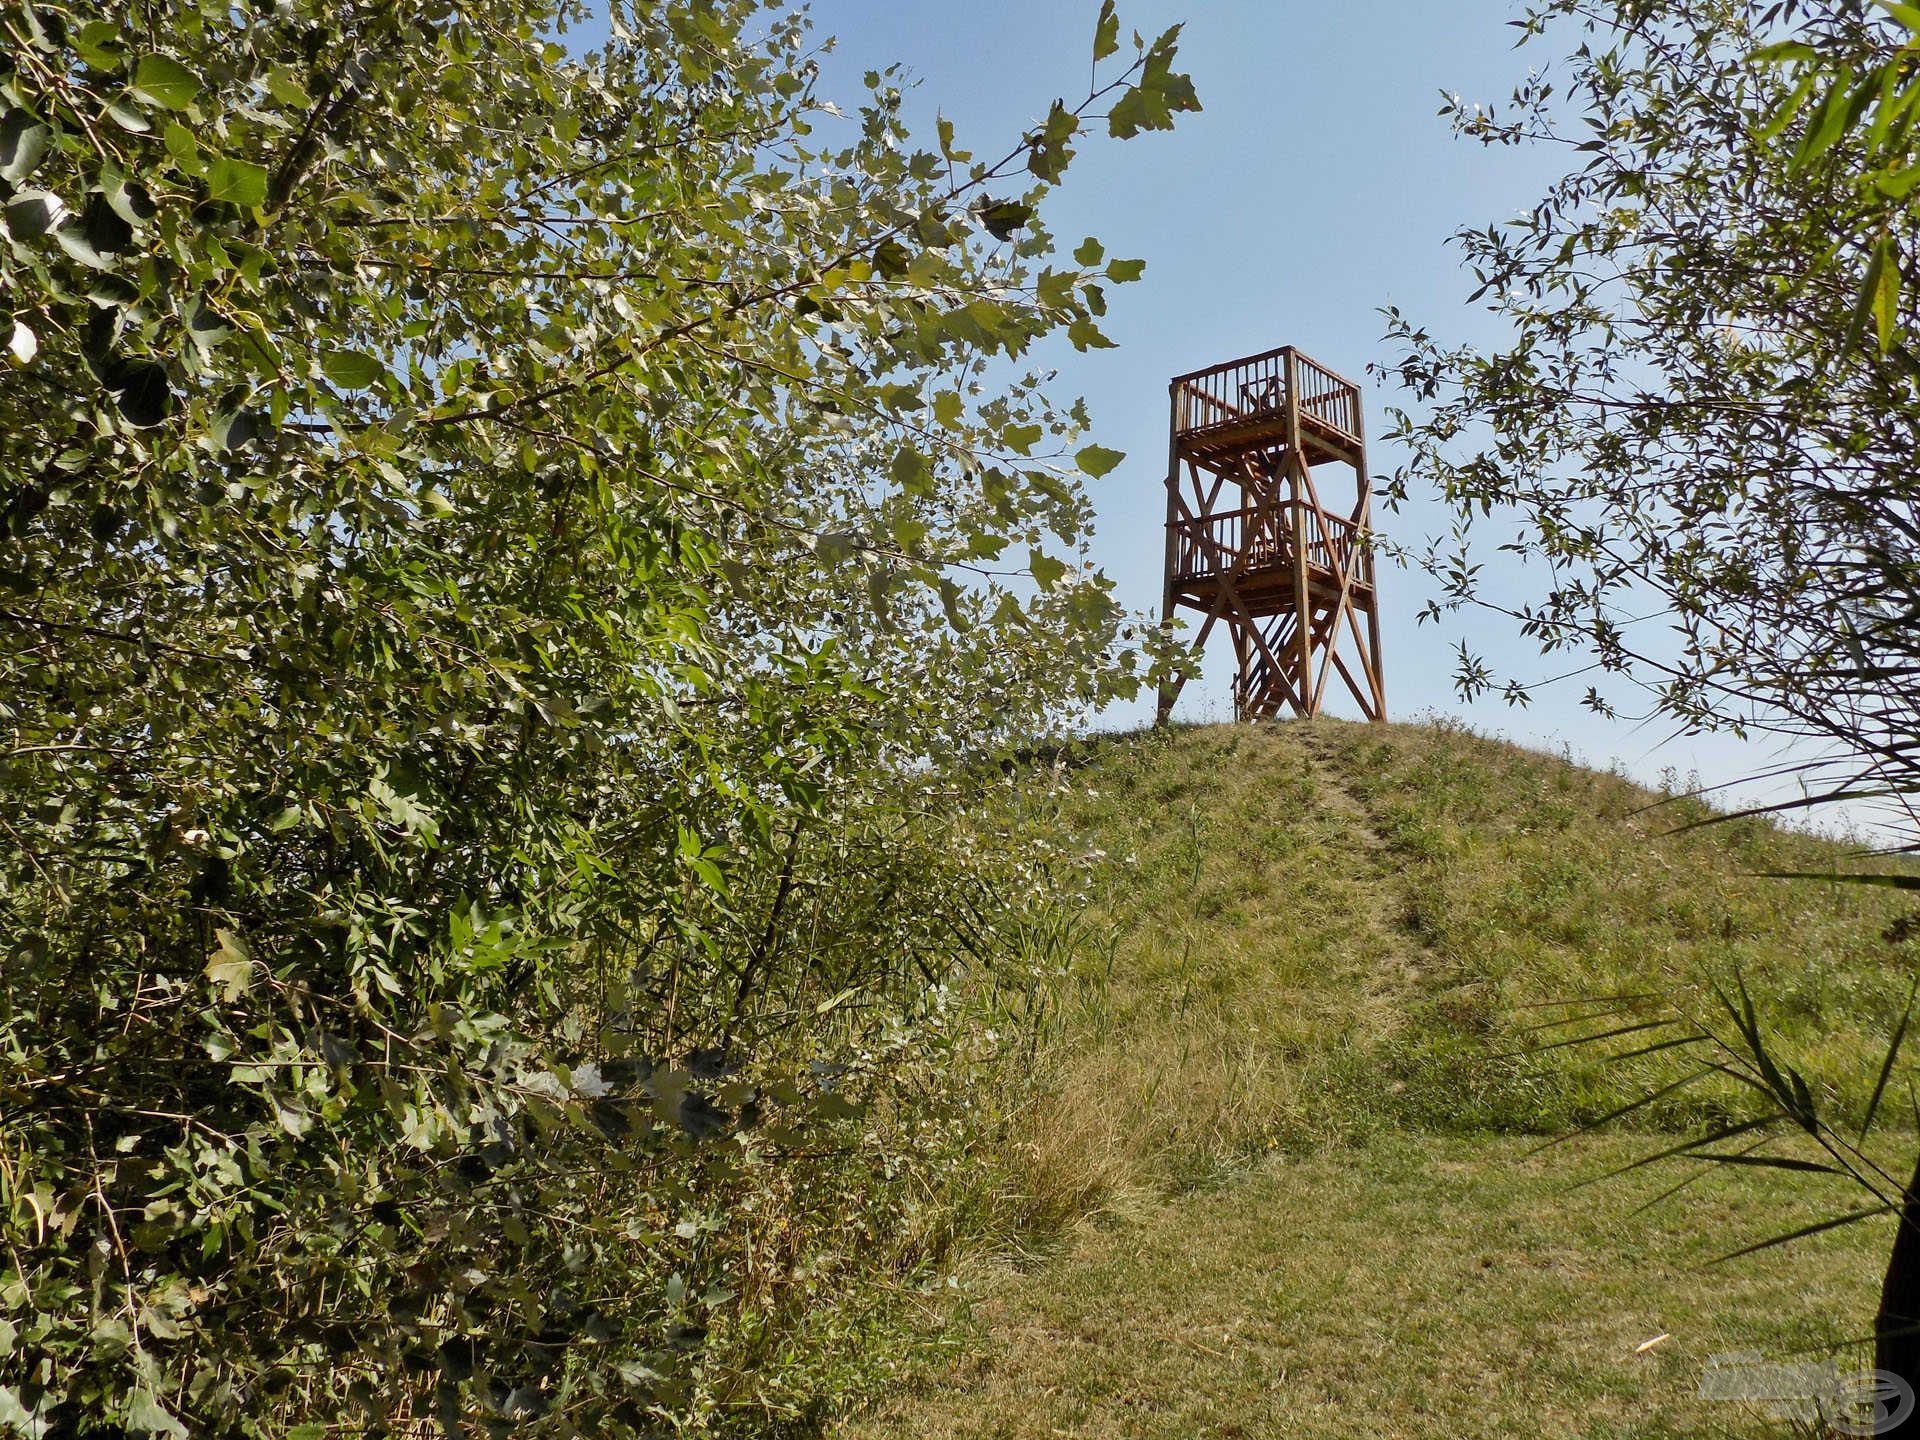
[{"left": 794, "top": 0, "right": 1868, "bottom": 828}]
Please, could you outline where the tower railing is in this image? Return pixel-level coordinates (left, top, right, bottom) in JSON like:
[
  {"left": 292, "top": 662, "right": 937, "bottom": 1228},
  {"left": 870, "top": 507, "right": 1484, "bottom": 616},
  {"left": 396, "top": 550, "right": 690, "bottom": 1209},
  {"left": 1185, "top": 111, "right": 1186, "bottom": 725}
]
[
  {"left": 1170, "top": 505, "right": 1363, "bottom": 583},
  {"left": 1170, "top": 346, "right": 1362, "bottom": 445}
]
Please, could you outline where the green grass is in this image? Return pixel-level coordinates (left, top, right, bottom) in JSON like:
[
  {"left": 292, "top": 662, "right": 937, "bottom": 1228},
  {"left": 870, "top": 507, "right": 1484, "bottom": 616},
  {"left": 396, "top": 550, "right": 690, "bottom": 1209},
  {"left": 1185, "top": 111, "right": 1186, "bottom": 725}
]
[
  {"left": 849, "top": 1134, "right": 1884, "bottom": 1439},
  {"left": 832, "top": 717, "right": 1920, "bottom": 1438}
]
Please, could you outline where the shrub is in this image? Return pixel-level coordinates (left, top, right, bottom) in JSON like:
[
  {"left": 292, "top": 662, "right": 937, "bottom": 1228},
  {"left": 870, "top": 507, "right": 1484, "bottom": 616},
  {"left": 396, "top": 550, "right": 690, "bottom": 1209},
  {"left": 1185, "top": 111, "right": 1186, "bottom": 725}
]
[{"left": 0, "top": 0, "right": 1196, "bottom": 1431}]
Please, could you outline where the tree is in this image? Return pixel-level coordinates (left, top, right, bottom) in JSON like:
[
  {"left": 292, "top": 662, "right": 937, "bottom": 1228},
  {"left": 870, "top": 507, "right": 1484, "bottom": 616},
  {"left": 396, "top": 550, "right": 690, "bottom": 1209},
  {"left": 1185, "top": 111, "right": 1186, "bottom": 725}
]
[
  {"left": 0, "top": 0, "right": 1197, "bottom": 1433},
  {"left": 1387, "top": 0, "right": 1920, "bottom": 819},
  {"left": 1385, "top": 0, "right": 1920, "bottom": 1424}
]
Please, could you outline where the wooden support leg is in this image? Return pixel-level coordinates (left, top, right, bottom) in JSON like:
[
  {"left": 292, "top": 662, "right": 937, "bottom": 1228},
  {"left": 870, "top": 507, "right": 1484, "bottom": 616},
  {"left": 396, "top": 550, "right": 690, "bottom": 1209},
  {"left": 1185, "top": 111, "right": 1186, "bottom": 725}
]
[{"left": 1155, "top": 431, "right": 1182, "bottom": 727}]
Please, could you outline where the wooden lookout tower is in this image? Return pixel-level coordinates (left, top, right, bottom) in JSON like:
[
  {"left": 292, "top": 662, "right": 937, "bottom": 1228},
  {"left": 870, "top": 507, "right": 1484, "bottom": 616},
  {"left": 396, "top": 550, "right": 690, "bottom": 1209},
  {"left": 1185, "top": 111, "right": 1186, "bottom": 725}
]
[{"left": 1155, "top": 345, "right": 1386, "bottom": 723}]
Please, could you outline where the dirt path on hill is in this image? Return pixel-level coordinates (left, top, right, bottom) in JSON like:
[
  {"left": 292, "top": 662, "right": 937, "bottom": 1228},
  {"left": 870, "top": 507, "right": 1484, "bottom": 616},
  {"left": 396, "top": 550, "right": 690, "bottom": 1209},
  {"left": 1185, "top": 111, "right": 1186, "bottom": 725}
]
[{"left": 1290, "top": 719, "right": 1437, "bottom": 1013}]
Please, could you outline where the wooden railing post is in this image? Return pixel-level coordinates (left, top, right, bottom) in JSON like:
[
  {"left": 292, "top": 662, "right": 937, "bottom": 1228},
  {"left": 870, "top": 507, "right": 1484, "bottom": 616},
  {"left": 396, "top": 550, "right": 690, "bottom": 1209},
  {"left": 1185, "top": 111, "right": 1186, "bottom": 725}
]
[
  {"left": 1354, "top": 392, "right": 1385, "bottom": 721},
  {"left": 1283, "top": 350, "right": 1312, "bottom": 710},
  {"left": 1157, "top": 378, "right": 1182, "bottom": 727}
]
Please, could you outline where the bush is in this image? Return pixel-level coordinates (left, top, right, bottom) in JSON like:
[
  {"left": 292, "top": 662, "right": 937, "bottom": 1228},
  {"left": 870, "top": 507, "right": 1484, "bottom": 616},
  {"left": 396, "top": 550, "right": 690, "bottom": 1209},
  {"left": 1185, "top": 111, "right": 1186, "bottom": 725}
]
[{"left": 0, "top": 0, "right": 1196, "bottom": 1431}]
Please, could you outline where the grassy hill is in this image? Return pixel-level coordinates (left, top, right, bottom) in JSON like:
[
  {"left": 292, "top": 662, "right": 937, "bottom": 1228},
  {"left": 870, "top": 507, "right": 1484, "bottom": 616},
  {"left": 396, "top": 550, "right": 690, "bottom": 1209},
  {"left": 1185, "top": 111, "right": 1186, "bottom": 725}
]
[{"left": 837, "top": 718, "right": 1919, "bottom": 1438}]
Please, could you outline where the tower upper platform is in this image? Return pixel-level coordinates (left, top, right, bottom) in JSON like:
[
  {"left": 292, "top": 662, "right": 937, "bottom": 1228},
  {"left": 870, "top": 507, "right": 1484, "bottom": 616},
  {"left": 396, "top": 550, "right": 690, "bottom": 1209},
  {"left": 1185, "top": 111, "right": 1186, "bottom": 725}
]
[{"left": 1171, "top": 345, "right": 1364, "bottom": 472}]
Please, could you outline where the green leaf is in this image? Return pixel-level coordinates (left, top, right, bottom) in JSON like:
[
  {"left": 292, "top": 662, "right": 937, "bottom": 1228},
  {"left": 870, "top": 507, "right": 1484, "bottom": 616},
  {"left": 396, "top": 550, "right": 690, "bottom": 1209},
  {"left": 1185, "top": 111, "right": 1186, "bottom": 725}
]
[
  {"left": 370, "top": 770, "right": 439, "bottom": 840},
  {"left": 1029, "top": 549, "right": 1069, "bottom": 589},
  {"left": 207, "top": 155, "right": 268, "bottom": 208},
  {"left": 872, "top": 236, "right": 912, "bottom": 278},
  {"left": 52, "top": 219, "right": 111, "bottom": 269},
  {"left": 131, "top": 54, "right": 201, "bottom": 111},
  {"left": 1792, "top": 68, "right": 1865, "bottom": 170},
  {"left": 269, "top": 1089, "right": 312, "bottom": 1137},
  {"left": 105, "top": 100, "right": 151, "bottom": 133},
  {"left": 1683, "top": 1151, "right": 1847, "bottom": 1175},
  {"left": 72, "top": 20, "right": 124, "bottom": 71},
  {"left": 1026, "top": 101, "right": 1078, "bottom": 183},
  {"left": 1003, "top": 422, "right": 1043, "bottom": 455},
  {"left": 322, "top": 349, "right": 384, "bottom": 390},
  {"left": 1067, "top": 316, "right": 1116, "bottom": 351},
  {"left": 1755, "top": 71, "right": 1816, "bottom": 143},
  {"left": 936, "top": 577, "right": 971, "bottom": 632},
  {"left": 1524, "top": 1065, "right": 1715, "bottom": 1158},
  {"left": 4, "top": 189, "right": 65, "bottom": 240},
  {"left": 0, "top": 112, "right": 50, "bottom": 184},
  {"left": 266, "top": 65, "right": 313, "bottom": 109},
  {"left": 0, "top": 1386, "right": 49, "bottom": 1440},
  {"left": 125, "top": 1390, "right": 188, "bottom": 1439},
  {"left": 1108, "top": 29, "right": 1202, "bottom": 139},
  {"left": 184, "top": 296, "right": 233, "bottom": 352},
  {"left": 204, "top": 929, "right": 252, "bottom": 1002},
  {"left": 889, "top": 444, "right": 934, "bottom": 495},
  {"left": 1567, "top": 1115, "right": 1785, "bottom": 1191},
  {"left": 106, "top": 359, "right": 171, "bottom": 427},
  {"left": 1108, "top": 87, "right": 1151, "bottom": 141},
  {"left": 976, "top": 200, "right": 1032, "bottom": 241},
  {"left": 935, "top": 112, "right": 968, "bottom": 162},
  {"left": 1876, "top": 0, "right": 1920, "bottom": 31},
  {"left": 212, "top": 406, "right": 263, "bottom": 451},
  {"left": 1104, "top": 257, "right": 1146, "bottom": 283},
  {"left": 1860, "top": 979, "right": 1916, "bottom": 1139},
  {"left": 1094, "top": 0, "right": 1120, "bottom": 62},
  {"left": 1874, "top": 237, "right": 1901, "bottom": 352},
  {"left": 104, "top": 176, "right": 156, "bottom": 227},
  {"left": 1708, "top": 1204, "right": 1894, "bottom": 1265},
  {"left": 1866, "top": 64, "right": 1907, "bottom": 154},
  {"left": 162, "top": 122, "right": 202, "bottom": 174},
  {"left": 1874, "top": 161, "right": 1920, "bottom": 198},
  {"left": 812, "top": 527, "right": 859, "bottom": 565},
  {"left": 1075, "top": 443, "right": 1125, "bottom": 478}
]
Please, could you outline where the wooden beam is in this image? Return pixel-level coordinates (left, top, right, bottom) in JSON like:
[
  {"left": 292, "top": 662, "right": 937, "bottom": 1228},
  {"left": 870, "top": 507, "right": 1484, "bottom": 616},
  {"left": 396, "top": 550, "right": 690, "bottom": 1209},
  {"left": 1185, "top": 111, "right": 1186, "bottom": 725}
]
[
  {"left": 1156, "top": 383, "right": 1184, "bottom": 726},
  {"left": 1284, "top": 350, "right": 1314, "bottom": 713}
]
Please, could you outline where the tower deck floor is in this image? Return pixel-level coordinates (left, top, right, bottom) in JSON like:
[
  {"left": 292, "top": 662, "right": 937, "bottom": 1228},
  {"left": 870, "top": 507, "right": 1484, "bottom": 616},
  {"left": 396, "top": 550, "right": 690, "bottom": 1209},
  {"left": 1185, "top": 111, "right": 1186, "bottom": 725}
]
[{"left": 1170, "top": 563, "right": 1374, "bottom": 620}]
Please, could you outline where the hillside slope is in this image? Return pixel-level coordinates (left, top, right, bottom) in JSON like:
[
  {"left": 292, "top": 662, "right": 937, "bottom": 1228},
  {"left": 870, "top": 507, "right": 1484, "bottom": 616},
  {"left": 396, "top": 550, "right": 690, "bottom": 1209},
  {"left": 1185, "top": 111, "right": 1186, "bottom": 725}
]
[{"left": 839, "top": 719, "right": 1917, "bottom": 1439}]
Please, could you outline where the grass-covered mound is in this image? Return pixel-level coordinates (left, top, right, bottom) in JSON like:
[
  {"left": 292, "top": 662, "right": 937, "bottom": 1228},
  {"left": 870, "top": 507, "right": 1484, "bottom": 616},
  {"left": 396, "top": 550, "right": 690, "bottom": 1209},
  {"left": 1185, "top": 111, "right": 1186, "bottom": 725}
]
[
  {"left": 841, "top": 718, "right": 1915, "bottom": 1438},
  {"left": 1017, "top": 718, "right": 1915, "bottom": 1199}
]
